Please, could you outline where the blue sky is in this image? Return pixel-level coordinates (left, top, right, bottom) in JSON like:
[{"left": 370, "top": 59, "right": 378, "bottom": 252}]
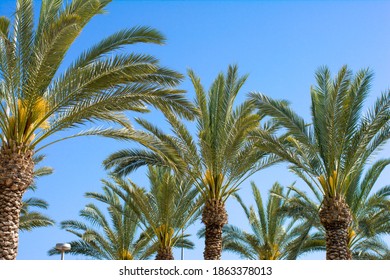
[{"left": 0, "top": 0, "right": 389, "bottom": 260}]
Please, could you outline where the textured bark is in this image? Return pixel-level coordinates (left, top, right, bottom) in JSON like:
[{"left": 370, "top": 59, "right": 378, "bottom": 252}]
[
  {"left": 0, "top": 145, "right": 34, "bottom": 260},
  {"left": 202, "top": 199, "right": 228, "bottom": 260},
  {"left": 155, "top": 247, "right": 174, "bottom": 260},
  {"left": 319, "top": 196, "right": 352, "bottom": 260}
]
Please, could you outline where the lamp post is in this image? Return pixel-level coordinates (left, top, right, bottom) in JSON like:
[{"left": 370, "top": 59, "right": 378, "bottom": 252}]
[{"left": 55, "top": 243, "right": 71, "bottom": 260}]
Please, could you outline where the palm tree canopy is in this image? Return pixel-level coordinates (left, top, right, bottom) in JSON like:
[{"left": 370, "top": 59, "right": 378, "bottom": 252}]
[
  {"left": 0, "top": 0, "right": 196, "bottom": 153},
  {"left": 249, "top": 65, "right": 390, "bottom": 199},
  {"left": 104, "top": 65, "right": 279, "bottom": 201},
  {"left": 216, "top": 182, "right": 322, "bottom": 260},
  {"left": 118, "top": 166, "right": 201, "bottom": 255}
]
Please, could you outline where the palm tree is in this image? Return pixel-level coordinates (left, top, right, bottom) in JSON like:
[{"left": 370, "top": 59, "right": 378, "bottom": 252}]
[
  {"left": 215, "top": 182, "right": 323, "bottom": 260},
  {"left": 284, "top": 158, "right": 390, "bottom": 259},
  {"left": 0, "top": 0, "right": 195, "bottom": 259},
  {"left": 249, "top": 66, "right": 390, "bottom": 259},
  {"left": 122, "top": 166, "right": 201, "bottom": 260},
  {"left": 48, "top": 178, "right": 152, "bottom": 260},
  {"left": 104, "top": 65, "right": 279, "bottom": 259},
  {"left": 20, "top": 155, "right": 54, "bottom": 231}
]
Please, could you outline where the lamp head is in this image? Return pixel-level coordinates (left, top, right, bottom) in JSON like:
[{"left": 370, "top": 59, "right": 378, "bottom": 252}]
[{"left": 55, "top": 243, "right": 71, "bottom": 252}]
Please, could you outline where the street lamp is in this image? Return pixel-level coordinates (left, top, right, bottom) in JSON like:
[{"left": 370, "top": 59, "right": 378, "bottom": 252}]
[{"left": 55, "top": 243, "right": 71, "bottom": 260}]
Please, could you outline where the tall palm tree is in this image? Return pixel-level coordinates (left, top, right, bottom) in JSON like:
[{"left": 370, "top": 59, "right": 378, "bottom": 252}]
[
  {"left": 0, "top": 0, "right": 195, "bottom": 259},
  {"left": 249, "top": 66, "right": 390, "bottom": 259},
  {"left": 104, "top": 65, "right": 279, "bottom": 259},
  {"left": 48, "top": 178, "right": 152, "bottom": 260},
  {"left": 284, "top": 158, "right": 390, "bottom": 259},
  {"left": 216, "top": 182, "right": 323, "bottom": 260},
  {"left": 122, "top": 166, "right": 201, "bottom": 260},
  {"left": 20, "top": 155, "right": 54, "bottom": 231}
]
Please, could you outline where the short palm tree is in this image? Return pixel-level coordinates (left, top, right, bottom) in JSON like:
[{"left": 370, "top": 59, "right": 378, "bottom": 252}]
[
  {"left": 0, "top": 0, "right": 195, "bottom": 259},
  {"left": 249, "top": 66, "right": 390, "bottom": 259},
  {"left": 20, "top": 155, "right": 54, "bottom": 231},
  {"left": 123, "top": 166, "right": 201, "bottom": 260},
  {"left": 219, "top": 182, "right": 323, "bottom": 260},
  {"left": 48, "top": 178, "right": 152, "bottom": 260},
  {"left": 104, "top": 65, "right": 279, "bottom": 259}
]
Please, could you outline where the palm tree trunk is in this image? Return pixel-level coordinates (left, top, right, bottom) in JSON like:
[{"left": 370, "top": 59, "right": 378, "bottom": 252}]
[
  {"left": 0, "top": 145, "right": 34, "bottom": 260},
  {"left": 319, "top": 196, "right": 352, "bottom": 260},
  {"left": 202, "top": 199, "right": 228, "bottom": 260},
  {"left": 155, "top": 247, "right": 174, "bottom": 260}
]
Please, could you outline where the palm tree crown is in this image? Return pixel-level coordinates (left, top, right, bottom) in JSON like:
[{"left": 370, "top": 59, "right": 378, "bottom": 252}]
[
  {"left": 122, "top": 166, "right": 201, "bottom": 260},
  {"left": 0, "top": 0, "right": 195, "bottom": 153},
  {"left": 221, "top": 182, "right": 322, "bottom": 260},
  {"left": 249, "top": 65, "right": 390, "bottom": 259}
]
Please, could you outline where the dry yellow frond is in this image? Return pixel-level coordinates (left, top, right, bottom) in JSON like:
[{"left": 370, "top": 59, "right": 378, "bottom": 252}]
[
  {"left": 119, "top": 249, "right": 133, "bottom": 260},
  {"left": 318, "top": 170, "right": 339, "bottom": 196},
  {"left": 203, "top": 169, "right": 225, "bottom": 199},
  {"left": 156, "top": 224, "right": 174, "bottom": 248},
  {"left": 348, "top": 227, "right": 356, "bottom": 246},
  {"left": 17, "top": 99, "right": 27, "bottom": 123},
  {"left": 27, "top": 97, "right": 50, "bottom": 130},
  {"left": 203, "top": 169, "right": 213, "bottom": 187},
  {"left": 317, "top": 174, "right": 327, "bottom": 189},
  {"left": 8, "top": 98, "right": 51, "bottom": 145},
  {"left": 270, "top": 244, "right": 281, "bottom": 260}
]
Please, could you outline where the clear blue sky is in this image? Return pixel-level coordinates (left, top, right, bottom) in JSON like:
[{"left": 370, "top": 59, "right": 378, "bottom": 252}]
[{"left": 0, "top": 0, "right": 389, "bottom": 260}]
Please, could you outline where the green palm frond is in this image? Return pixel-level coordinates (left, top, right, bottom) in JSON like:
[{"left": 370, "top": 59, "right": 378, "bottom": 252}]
[
  {"left": 19, "top": 211, "right": 54, "bottom": 232},
  {"left": 352, "top": 236, "right": 390, "bottom": 260},
  {"left": 105, "top": 149, "right": 170, "bottom": 177},
  {"left": 71, "top": 26, "right": 165, "bottom": 70}
]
